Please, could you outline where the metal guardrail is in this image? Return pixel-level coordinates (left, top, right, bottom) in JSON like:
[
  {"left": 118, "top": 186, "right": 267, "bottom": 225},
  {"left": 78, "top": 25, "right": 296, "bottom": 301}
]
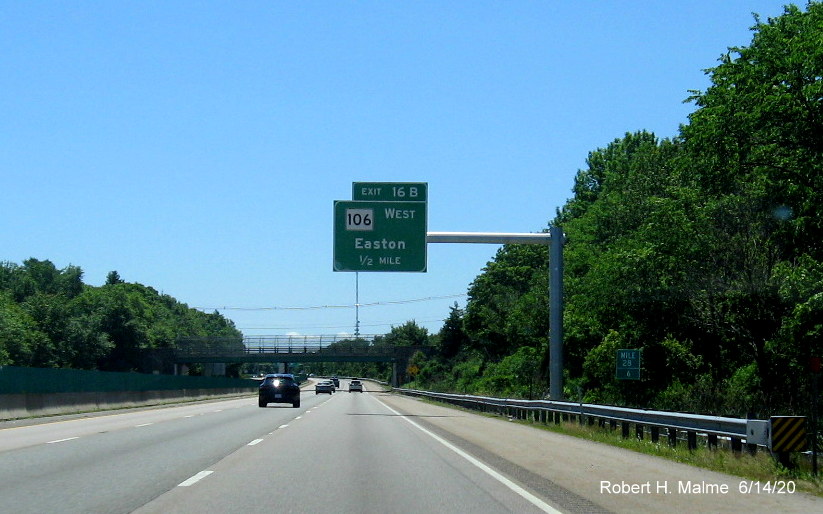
[{"left": 395, "top": 388, "right": 763, "bottom": 451}]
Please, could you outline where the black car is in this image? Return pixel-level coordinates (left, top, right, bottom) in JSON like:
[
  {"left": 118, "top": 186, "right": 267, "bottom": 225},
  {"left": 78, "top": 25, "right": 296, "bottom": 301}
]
[
  {"left": 331, "top": 376, "right": 340, "bottom": 388},
  {"left": 259, "top": 374, "right": 301, "bottom": 408}
]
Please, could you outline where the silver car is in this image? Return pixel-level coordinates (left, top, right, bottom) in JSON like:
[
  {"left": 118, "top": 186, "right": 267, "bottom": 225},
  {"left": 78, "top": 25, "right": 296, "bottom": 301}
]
[{"left": 315, "top": 380, "right": 334, "bottom": 394}]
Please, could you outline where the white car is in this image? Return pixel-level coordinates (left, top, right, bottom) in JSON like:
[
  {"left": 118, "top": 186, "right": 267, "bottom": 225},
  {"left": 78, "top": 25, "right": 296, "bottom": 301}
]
[{"left": 349, "top": 380, "right": 363, "bottom": 392}]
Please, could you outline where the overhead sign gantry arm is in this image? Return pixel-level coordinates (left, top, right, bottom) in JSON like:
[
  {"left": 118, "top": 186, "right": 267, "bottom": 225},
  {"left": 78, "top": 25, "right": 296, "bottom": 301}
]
[{"left": 426, "top": 227, "right": 565, "bottom": 400}]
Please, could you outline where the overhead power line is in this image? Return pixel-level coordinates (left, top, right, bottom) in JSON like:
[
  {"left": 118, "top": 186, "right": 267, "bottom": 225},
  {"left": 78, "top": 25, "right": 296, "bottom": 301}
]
[
  {"left": 238, "top": 317, "right": 448, "bottom": 331},
  {"left": 196, "top": 293, "right": 466, "bottom": 312}
]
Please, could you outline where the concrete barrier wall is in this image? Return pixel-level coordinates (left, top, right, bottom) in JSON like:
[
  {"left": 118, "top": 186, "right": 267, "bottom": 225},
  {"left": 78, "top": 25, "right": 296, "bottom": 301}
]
[
  {"left": 0, "top": 388, "right": 255, "bottom": 420},
  {"left": 0, "top": 366, "right": 258, "bottom": 420}
]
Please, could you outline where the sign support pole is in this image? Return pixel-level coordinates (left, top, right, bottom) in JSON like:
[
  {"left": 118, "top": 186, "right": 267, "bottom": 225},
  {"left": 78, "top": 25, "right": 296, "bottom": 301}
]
[
  {"left": 549, "top": 225, "right": 564, "bottom": 400},
  {"left": 355, "top": 272, "right": 361, "bottom": 337},
  {"left": 426, "top": 230, "right": 565, "bottom": 400}
]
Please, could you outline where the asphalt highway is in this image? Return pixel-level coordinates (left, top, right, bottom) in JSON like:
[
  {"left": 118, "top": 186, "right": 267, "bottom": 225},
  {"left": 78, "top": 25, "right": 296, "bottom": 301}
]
[{"left": 1, "top": 380, "right": 821, "bottom": 513}]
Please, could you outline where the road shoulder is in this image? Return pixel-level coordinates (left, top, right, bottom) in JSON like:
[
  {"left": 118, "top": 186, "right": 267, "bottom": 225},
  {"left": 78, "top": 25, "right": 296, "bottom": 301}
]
[{"left": 375, "top": 392, "right": 823, "bottom": 513}]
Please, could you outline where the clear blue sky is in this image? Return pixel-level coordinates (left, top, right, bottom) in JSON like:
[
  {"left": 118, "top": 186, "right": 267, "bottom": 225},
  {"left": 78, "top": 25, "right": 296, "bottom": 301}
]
[{"left": 1, "top": 1, "right": 792, "bottom": 338}]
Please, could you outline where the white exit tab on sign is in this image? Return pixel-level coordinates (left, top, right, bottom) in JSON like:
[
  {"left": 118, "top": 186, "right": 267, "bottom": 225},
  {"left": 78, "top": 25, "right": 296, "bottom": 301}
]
[{"left": 352, "top": 182, "right": 427, "bottom": 202}]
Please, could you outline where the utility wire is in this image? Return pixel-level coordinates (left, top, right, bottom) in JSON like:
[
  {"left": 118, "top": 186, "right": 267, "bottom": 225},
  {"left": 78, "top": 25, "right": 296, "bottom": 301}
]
[
  {"left": 196, "top": 293, "right": 466, "bottom": 312},
  {"left": 238, "top": 317, "right": 448, "bottom": 331}
]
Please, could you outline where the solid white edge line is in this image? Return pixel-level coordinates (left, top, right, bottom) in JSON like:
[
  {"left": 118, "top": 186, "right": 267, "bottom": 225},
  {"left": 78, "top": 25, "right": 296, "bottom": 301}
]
[
  {"left": 46, "top": 437, "right": 79, "bottom": 444},
  {"left": 178, "top": 470, "right": 213, "bottom": 487},
  {"left": 374, "top": 396, "right": 562, "bottom": 514}
]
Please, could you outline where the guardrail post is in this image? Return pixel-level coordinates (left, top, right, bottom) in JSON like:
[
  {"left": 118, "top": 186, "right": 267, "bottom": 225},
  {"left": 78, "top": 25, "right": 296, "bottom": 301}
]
[
  {"left": 651, "top": 426, "right": 659, "bottom": 443},
  {"left": 636, "top": 424, "right": 644, "bottom": 440},
  {"left": 687, "top": 431, "right": 697, "bottom": 450},
  {"left": 708, "top": 434, "right": 718, "bottom": 450},
  {"left": 730, "top": 437, "right": 742, "bottom": 453},
  {"left": 668, "top": 428, "right": 678, "bottom": 447},
  {"left": 622, "top": 422, "right": 630, "bottom": 439},
  {"left": 609, "top": 419, "right": 617, "bottom": 431}
]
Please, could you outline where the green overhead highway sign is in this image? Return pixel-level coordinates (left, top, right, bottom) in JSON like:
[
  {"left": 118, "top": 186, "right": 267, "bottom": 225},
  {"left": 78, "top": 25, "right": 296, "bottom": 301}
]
[{"left": 333, "top": 199, "right": 427, "bottom": 272}]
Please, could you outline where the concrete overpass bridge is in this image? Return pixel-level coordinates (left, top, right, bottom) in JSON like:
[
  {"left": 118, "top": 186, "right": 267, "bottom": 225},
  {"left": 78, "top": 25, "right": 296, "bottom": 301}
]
[{"left": 170, "top": 335, "right": 433, "bottom": 386}]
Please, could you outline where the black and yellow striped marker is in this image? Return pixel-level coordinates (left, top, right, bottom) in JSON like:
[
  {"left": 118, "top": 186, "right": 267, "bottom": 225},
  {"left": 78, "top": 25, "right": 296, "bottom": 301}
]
[{"left": 770, "top": 416, "right": 807, "bottom": 452}]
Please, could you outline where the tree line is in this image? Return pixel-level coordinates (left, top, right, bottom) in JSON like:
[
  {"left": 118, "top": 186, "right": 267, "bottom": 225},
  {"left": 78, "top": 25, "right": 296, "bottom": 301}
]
[
  {"left": 0, "top": 259, "right": 241, "bottom": 373},
  {"left": 403, "top": 3, "right": 823, "bottom": 417}
]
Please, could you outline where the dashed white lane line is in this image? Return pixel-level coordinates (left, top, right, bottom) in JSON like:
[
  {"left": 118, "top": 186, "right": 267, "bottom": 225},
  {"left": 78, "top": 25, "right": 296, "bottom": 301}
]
[
  {"left": 178, "top": 470, "right": 214, "bottom": 487},
  {"left": 278, "top": 424, "right": 289, "bottom": 429},
  {"left": 248, "top": 439, "right": 264, "bottom": 446},
  {"left": 136, "top": 423, "right": 153, "bottom": 427},
  {"left": 46, "top": 437, "right": 79, "bottom": 444}
]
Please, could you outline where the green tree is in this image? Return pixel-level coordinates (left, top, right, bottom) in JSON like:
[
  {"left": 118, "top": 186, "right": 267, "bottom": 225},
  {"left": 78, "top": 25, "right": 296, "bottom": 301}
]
[
  {"left": 437, "top": 302, "right": 469, "bottom": 359},
  {"left": 0, "top": 292, "right": 41, "bottom": 365},
  {"left": 106, "top": 270, "right": 124, "bottom": 285},
  {"left": 683, "top": 3, "right": 823, "bottom": 261},
  {"left": 464, "top": 243, "right": 547, "bottom": 362},
  {"left": 382, "top": 320, "right": 430, "bottom": 347},
  {"left": 676, "top": 2, "right": 823, "bottom": 412}
]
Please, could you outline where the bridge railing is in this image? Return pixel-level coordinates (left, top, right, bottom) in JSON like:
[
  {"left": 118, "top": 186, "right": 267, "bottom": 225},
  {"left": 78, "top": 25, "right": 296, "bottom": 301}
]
[
  {"left": 241, "top": 343, "right": 396, "bottom": 355},
  {"left": 242, "top": 334, "right": 381, "bottom": 346}
]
